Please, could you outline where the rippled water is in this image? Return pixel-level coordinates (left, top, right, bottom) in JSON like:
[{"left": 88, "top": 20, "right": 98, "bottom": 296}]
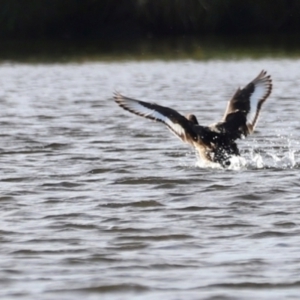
[{"left": 1, "top": 59, "right": 300, "bottom": 299}]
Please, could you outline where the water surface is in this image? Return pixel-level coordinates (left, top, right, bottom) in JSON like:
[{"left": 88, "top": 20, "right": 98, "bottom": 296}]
[{"left": 1, "top": 59, "right": 300, "bottom": 299}]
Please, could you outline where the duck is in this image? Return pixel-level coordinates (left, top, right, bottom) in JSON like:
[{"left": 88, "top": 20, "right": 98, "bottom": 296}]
[{"left": 114, "top": 70, "right": 272, "bottom": 167}]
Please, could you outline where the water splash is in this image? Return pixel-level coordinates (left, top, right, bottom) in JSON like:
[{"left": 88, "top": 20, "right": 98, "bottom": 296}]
[
  {"left": 195, "top": 135, "right": 299, "bottom": 170},
  {"left": 243, "top": 133, "right": 299, "bottom": 169},
  {"left": 245, "top": 149, "right": 296, "bottom": 169},
  {"left": 195, "top": 155, "right": 247, "bottom": 170}
]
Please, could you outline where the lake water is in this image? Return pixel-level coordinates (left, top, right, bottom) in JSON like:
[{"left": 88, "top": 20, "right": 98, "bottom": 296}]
[{"left": 1, "top": 59, "right": 300, "bottom": 300}]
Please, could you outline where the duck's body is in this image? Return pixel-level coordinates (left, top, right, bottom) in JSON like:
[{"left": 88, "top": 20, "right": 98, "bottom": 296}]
[{"left": 114, "top": 70, "right": 272, "bottom": 167}]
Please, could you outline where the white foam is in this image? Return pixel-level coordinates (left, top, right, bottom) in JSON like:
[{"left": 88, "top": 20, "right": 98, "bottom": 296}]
[
  {"left": 227, "top": 155, "right": 247, "bottom": 170},
  {"left": 195, "top": 159, "right": 223, "bottom": 169},
  {"left": 194, "top": 146, "right": 298, "bottom": 170},
  {"left": 195, "top": 155, "right": 247, "bottom": 170}
]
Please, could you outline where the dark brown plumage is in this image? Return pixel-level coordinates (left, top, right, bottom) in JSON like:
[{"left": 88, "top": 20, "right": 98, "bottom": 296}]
[{"left": 114, "top": 70, "right": 272, "bottom": 167}]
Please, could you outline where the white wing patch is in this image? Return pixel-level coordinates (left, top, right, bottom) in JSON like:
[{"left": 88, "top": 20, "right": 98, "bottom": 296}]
[
  {"left": 114, "top": 94, "right": 188, "bottom": 142},
  {"left": 247, "top": 81, "right": 266, "bottom": 125},
  {"left": 247, "top": 71, "right": 272, "bottom": 130},
  {"left": 166, "top": 122, "right": 187, "bottom": 141}
]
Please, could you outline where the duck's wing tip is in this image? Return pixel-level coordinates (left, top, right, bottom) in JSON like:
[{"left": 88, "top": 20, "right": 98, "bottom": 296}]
[
  {"left": 222, "top": 70, "right": 273, "bottom": 134},
  {"left": 113, "top": 91, "right": 124, "bottom": 103},
  {"left": 247, "top": 70, "right": 272, "bottom": 131}
]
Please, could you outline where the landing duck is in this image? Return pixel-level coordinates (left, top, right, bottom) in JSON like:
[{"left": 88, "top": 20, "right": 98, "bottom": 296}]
[{"left": 114, "top": 70, "right": 272, "bottom": 167}]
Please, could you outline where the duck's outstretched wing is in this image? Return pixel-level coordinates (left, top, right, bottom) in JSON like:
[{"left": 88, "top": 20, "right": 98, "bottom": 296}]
[
  {"left": 222, "top": 70, "right": 272, "bottom": 135},
  {"left": 114, "top": 92, "right": 197, "bottom": 143}
]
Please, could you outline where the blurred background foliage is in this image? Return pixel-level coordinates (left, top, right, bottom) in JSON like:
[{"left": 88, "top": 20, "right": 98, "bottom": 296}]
[
  {"left": 0, "top": 0, "right": 300, "bottom": 61},
  {"left": 0, "top": 0, "right": 299, "bottom": 40}
]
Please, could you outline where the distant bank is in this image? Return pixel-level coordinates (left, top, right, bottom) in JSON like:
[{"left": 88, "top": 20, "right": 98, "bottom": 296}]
[
  {"left": 1, "top": 35, "right": 300, "bottom": 63},
  {"left": 0, "top": 1, "right": 300, "bottom": 40}
]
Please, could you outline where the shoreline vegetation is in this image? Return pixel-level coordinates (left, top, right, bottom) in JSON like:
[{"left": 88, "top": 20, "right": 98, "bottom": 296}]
[
  {"left": 1, "top": 1, "right": 300, "bottom": 39},
  {"left": 1, "top": 35, "right": 300, "bottom": 63},
  {"left": 1, "top": 1, "right": 300, "bottom": 62}
]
